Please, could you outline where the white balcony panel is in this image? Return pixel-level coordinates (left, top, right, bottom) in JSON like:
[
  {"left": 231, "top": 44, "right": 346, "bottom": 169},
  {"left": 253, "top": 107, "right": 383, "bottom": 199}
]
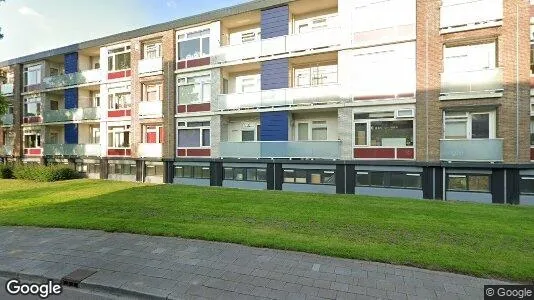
[
  {"left": 215, "top": 42, "right": 261, "bottom": 64},
  {"left": 0, "top": 84, "right": 14, "bottom": 95},
  {"left": 261, "top": 36, "right": 287, "bottom": 56},
  {"left": 353, "top": 24, "right": 416, "bottom": 47},
  {"left": 440, "top": 0, "right": 503, "bottom": 29},
  {"left": 138, "top": 143, "right": 162, "bottom": 158},
  {"left": 43, "top": 144, "right": 100, "bottom": 157},
  {"left": 440, "top": 68, "right": 503, "bottom": 97},
  {"left": 287, "top": 85, "right": 342, "bottom": 105},
  {"left": 286, "top": 27, "right": 342, "bottom": 52},
  {"left": 139, "top": 101, "right": 163, "bottom": 117},
  {"left": 218, "top": 92, "right": 262, "bottom": 110},
  {"left": 440, "top": 139, "right": 503, "bottom": 162},
  {"left": 0, "top": 145, "right": 13, "bottom": 156},
  {"left": 220, "top": 141, "right": 341, "bottom": 159},
  {"left": 138, "top": 57, "right": 163, "bottom": 74}
]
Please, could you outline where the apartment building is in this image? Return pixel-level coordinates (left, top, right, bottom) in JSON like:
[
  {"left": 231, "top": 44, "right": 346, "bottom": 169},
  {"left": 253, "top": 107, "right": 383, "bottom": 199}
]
[{"left": 0, "top": 0, "right": 533, "bottom": 205}]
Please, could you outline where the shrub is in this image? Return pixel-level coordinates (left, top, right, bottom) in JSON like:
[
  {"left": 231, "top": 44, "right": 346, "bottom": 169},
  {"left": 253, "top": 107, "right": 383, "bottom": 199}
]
[
  {"left": 0, "top": 164, "right": 13, "bottom": 179},
  {"left": 12, "top": 164, "right": 79, "bottom": 182}
]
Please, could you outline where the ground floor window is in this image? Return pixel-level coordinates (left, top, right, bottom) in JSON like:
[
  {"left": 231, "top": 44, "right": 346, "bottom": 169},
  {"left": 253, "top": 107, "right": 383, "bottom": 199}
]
[
  {"left": 224, "top": 167, "right": 267, "bottom": 182},
  {"left": 520, "top": 176, "right": 534, "bottom": 194},
  {"left": 177, "top": 120, "right": 210, "bottom": 148},
  {"left": 175, "top": 165, "right": 210, "bottom": 179},
  {"left": 146, "top": 164, "right": 164, "bottom": 176},
  {"left": 77, "top": 163, "right": 100, "bottom": 174},
  {"left": 444, "top": 111, "right": 495, "bottom": 139},
  {"left": 447, "top": 174, "right": 490, "bottom": 192},
  {"left": 109, "top": 163, "right": 137, "bottom": 175},
  {"left": 283, "top": 169, "right": 335, "bottom": 185},
  {"left": 354, "top": 111, "right": 414, "bottom": 147},
  {"left": 24, "top": 134, "right": 41, "bottom": 148},
  {"left": 356, "top": 171, "right": 421, "bottom": 189},
  {"left": 108, "top": 126, "right": 131, "bottom": 148}
]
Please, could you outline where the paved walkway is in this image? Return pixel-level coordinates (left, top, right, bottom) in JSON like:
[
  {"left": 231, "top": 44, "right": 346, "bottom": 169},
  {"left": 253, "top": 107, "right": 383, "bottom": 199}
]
[{"left": 0, "top": 227, "right": 510, "bottom": 300}]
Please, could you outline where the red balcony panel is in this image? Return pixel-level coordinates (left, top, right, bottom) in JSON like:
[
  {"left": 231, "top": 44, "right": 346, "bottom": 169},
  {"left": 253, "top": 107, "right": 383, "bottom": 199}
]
[
  {"left": 531, "top": 148, "right": 534, "bottom": 161},
  {"left": 177, "top": 105, "right": 187, "bottom": 113},
  {"left": 187, "top": 103, "right": 211, "bottom": 113},
  {"left": 187, "top": 148, "right": 211, "bottom": 157},
  {"left": 107, "top": 70, "right": 131, "bottom": 80},
  {"left": 176, "top": 57, "right": 210, "bottom": 70},
  {"left": 354, "top": 148, "right": 396, "bottom": 159},
  {"left": 396, "top": 148, "right": 415, "bottom": 159},
  {"left": 125, "top": 70, "right": 132, "bottom": 77},
  {"left": 23, "top": 116, "right": 42, "bottom": 124},
  {"left": 24, "top": 148, "right": 42, "bottom": 156},
  {"left": 125, "top": 110, "right": 132, "bottom": 117},
  {"left": 177, "top": 61, "right": 186, "bottom": 69},
  {"left": 125, "top": 149, "right": 132, "bottom": 156},
  {"left": 107, "top": 148, "right": 131, "bottom": 156},
  {"left": 108, "top": 110, "right": 131, "bottom": 118},
  {"left": 177, "top": 149, "right": 187, "bottom": 157},
  {"left": 530, "top": 76, "right": 534, "bottom": 88}
]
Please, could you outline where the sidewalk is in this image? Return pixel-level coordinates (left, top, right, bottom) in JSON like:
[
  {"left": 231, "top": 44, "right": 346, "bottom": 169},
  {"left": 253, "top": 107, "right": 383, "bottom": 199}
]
[{"left": 0, "top": 226, "right": 509, "bottom": 300}]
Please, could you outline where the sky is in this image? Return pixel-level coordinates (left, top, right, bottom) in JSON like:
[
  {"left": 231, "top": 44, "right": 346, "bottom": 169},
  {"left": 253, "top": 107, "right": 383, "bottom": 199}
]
[{"left": 0, "top": 0, "right": 250, "bottom": 62}]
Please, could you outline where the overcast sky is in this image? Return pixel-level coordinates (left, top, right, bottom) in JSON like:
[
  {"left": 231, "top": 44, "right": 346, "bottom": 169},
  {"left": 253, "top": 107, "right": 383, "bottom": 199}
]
[{"left": 0, "top": 0, "right": 249, "bottom": 61}]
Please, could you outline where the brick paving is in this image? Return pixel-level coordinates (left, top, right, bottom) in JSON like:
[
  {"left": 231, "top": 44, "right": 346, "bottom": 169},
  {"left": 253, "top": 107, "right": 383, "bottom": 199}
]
[{"left": 0, "top": 226, "right": 511, "bottom": 299}]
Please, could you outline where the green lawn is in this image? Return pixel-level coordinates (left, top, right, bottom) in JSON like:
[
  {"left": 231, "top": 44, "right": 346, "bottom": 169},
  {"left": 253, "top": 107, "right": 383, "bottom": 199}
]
[{"left": 0, "top": 179, "right": 532, "bottom": 282}]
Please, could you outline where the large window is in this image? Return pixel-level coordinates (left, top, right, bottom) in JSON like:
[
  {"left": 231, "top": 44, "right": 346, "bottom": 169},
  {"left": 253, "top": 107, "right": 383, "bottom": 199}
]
[
  {"left": 23, "top": 64, "right": 42, "bottom": 86},
  {"left": 177, "top": 74, "right": 211, "bottom": 105},
  {"left": 145, "top": 164, "right": 164, "bottom": 176},
  {"left": 175, "top": 165, "right": 210, "bottom": 179},
  {"left": 294, "top": 13, "right": 337, "bottom": 34},
  {"left": 283, "top": 169, "right": 335, "bottom": 185},
  {"left": 23, "top": 98, "right": 42, "bottom": 117},
  {"left": 108, "top": 126, "right": 131, "bottom": 148},
  {"left": 109, "top": 163, "right": 137, "bottom": 175},
  {"left": 143, "top": 83, "right": 162, "bottom": 102},
  {"left": 177, "top": 28, "right": 210, "bottom": 61},
  {"left": 447, "top": 174, "right": 490, "bottom": 192},
  {"left": 224, "top": 167, "right": 267, "bottom": 182},
  {"left": 443, "top": 42, "right": 496, "bottom": 73},
  {"left": 356, "top": 171, "right": 421, "bottom": 189},
  {"left": 144, "top": 42, "right": 162, "bottom": 59},
  {"left": 177, "top": 120, "right": 210, "bottom": 148},
  {"left": 90, "top": 126, "right": 100, "bottom": 144},
  {"left": 143, "top": 125, "right": 163, "bottom": 143},
  {"left": 294, "top": 63, "right": 338, "bottom": 87},
  {"left": 76, "top": 162, "right": 100, "bottom": 174},
  {"left": 108, "top": 86, "right": 131, "bottom": 110},
  {"left": 297, "top": 121, "right": 328, "bottom": 141},
  {"left": 107, "top": 46, "right": 131, "bottom": 72},
  {"left": 444, "top": 111, "right": 495, "bottom": 139},
  {"left": 520, "top": 176, "right": 534, "bottom": 195},
  {"left": 354, "top": 110, "right": 414, "bottom": 147},
  {"left": 24, "top": 133, "right": 41, "bottom": 148}
]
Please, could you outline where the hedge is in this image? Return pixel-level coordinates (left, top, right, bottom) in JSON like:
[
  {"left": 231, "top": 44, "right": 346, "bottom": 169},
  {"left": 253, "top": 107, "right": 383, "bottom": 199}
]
[
  {"left": 11, "top": 164, "right": 79, "bottom": 182},
  {"left": 0, "top": 164, "right": 13, "bottom": 179}
]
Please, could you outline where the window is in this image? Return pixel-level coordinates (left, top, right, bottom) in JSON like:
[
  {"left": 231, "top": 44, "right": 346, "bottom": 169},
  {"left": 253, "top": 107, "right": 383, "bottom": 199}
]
[
  {"left": 87, "top": 163, "right": 100, "bottom": 174},
  {"left": 145, "top": 164, "right": 164, "bottom": 176},
  {"left": 531, "top": 118, "right": 534, "bottom": 146},
  {"left": 354, "top": 111, "right": 414, "bottom": 147},
  {"left": 109, "top": 163, "right": 137, "bottom": 175},
  {"left": 107, "top": 46, "right": 131, "bottom": 71},
  {"left": 90, "top": 126, "right": 100, "bottom": 144},
  {"left": 92, "top": 94, "right": 100, "bottom": 108},
  {"left": 177, "top": 29, "right": 210, "bottom": 60},
  {"left": 295, "top": 14, "right": 337, "bottom": 34},
  {"left": 236, "top": 75, "right": 261, "bottom": 93},
  {"left": 144, "top": 125, "right": 163, "bottom": 143},
  {"left": 447, "top": 174, "right": 490, "bottom": 192},
  {"left": 356, "top": 171, "right": 422, "bottom": 189},
  {"left": 223, "top": 167, "right": 267, "bottom": 182},
  {"left": 23, "top": 65, "right": 42, "bottom": 86},
  {"left": 294, "top": 64, "right": 338, "bottom": 87},
  {"left": 76, "top": 162, "right": 88, "bottom": 173},
  {"left": 108, "top": 86, "right": 131, "bottom": 110},
  {"left": 283, "top": 169, "right": 335, "bottom": 185},
  {"left": 50, "top": 100, "right": 59, "bottom": 111},
  {"left": 175, "top": 165, "right": 210, "bottom": 179},
  {"left": 23, "top": 98, "right": 42, "bottom": 117},
  {"left": 108, "top": 126, "right": 131, "bottom": 148},
  {"left": 443, "top": 42, "right": 496, "bottom": 73},
  {"left": 49, "top": 132, "right": 60, "bottom": 144},
  {"left": 144, "top": 42, "right": 162, "bottom": 59},
  {"left": 444, "top": 111, "right": 495, "bottom": 139},
  {"left": 531, "top": 43, "right": 534, "bottom": 75},
  {"left": 520, "top": 177, "right": 534, "bottom": 194},
  {"left": 177, "top": 74, "right": 211, "bottom": 105},
  {"left": 177, "top": 121, "right": 210, "bottom": 148},
  {"left": 24, "top": 133, "right": 41, "bottom": 148},
  {"left": 296, "top": 121, "right": 328, "bottom": 141},
  {"left": 241, "top": 130, "right": 255, "bottom": 142},
  {"left": 241, "top": 30, "right": 260, "bottom": 43},
  {"left": 143, "top": 83, "right": 162, "bottom": 102}
]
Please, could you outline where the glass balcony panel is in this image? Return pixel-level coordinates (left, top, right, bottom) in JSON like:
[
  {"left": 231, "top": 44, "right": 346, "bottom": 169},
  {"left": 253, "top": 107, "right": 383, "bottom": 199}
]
[
  {"left": 139, "top": 101, "right": 163, "bottom": 116},
  {"left": 138, "top": 143, "right": 163, "bottom": 158},
  {"left": 42, "top": 69, "right": 102, "bottom": 89},
  {"left": 44, "top": 107, "right": 100, "bottom": 123},
  {"left": 43, "top": 144, "right": 100, "bottom": 156},
  {"left": 441, "top": 68, "right": 503, "bottom": 95},
  {"left": 220, "top": 141, "right": 341, "bottom": 159},
  {"left": 286, "top": 27, "right": 341, "bottom": 52},
  {"left": 440, "top": 139, "right": 503, "bottom": 162},
  {"left": 138, "top": 57, "right": 163, "bottom": 74}
]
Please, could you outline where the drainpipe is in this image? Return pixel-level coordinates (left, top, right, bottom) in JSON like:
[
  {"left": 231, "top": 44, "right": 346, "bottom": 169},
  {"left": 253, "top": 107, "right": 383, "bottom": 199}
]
[
  {"left": 425, "top": 15, "right": 429, "bottom": 161},
  {"left": 516, "top": 3, "right": 520, "bottom": 162}
]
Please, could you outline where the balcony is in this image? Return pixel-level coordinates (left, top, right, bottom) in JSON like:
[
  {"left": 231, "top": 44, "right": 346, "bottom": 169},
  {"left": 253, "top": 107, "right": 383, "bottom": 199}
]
[
  {"left": 218, "top": 84, "right": 342, "bottom": 110},
  {"left": 440, "top": 0, "right": 503, "bottom": 31},
  {"left": 0, "top": 83, "right": 14, "bottom": 95},
  {"left": 43, "top": 144, "right": 100, "bottom": 157},
  {"left": 440, "top": 68, "right": 503, "bottom": 100},
  {"left": 214, "top": 27, "right": 342, "bottom": 64},
  {"left": 139, "top": 101, "right": 163, "bottom": 117},
  {"left": 138, "top": 143, "right": 162, "bottom": 158},
  {"left": 440, "top": 139, "right": 503, "bottom": 162},
  {"left": 43, "top": 107, "right": 100, "bottom": 123},
  {"left": 42, "top": 69, "right": 102, "bottom": 90},
  {"left": 1, "top": 114, "right": 13, "bottom": 126},
  {"left": 220, "top": 141, "right": 341, "bottom": 159},
  {"left": 0, "top": 145, "right": 13, "bottom": 156},
  {"left": 138, "top": 57, "right": 163, "bottom": 75}
]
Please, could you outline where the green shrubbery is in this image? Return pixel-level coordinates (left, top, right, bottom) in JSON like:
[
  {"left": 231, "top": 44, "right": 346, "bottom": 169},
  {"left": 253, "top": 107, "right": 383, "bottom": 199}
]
[{"left": 0, "top": 164, "right": 79, "bottom": 182}]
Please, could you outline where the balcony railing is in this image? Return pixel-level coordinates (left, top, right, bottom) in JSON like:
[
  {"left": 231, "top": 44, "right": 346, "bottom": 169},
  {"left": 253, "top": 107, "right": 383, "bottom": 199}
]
[
  {"left": 440, "top": 0, "right": 503, "bottom": 29},
  {"left": 440, "top": 68, "right": 503, "bottom": 98},
  {"left": 0, "top": 145, "right": 13, "bottom": 156},
  {"left": 42, "top": 69, "right": 102, "bottom": 90},
  {"left": 440, "top": 139, "right": 503, "bottom": 162},
  {"left": 220, "top": 141, "right": 341, "bottom": 159},
  {"left": 138, "top": 57, "right": 163, "bottom": 74},
  {"left": 0, "top": 83, "right": 14, "bottom": 95},
  {"left": 139, "top": 101, "right": 163, "bottom": 117},
  {"left": 214, "top": 27, "right": 342, "bottom": 64},
  {"left": 43, "top": 107, "right": 100, "bottom": 123},
  {"left": 218, "top": 84, "right": 342, "bottom": 110},
  {"left": 1, "top": 114, "right": 13, "bottom": 125},
  {"left": 43, "top": 144, "right": 100, "bottom": 157},
  {"left": 138, "top": 143, "right": 162, "bottom": 158}
]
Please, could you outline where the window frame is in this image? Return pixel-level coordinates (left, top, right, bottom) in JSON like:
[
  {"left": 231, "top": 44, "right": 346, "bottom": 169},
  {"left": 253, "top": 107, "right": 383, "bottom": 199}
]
[
  {"left": 108, "top": 125, "right": 131, "bottom": 148},
  {"left": 177, "top": 120, "right": 211, "bottom": 148},
  {"left": 356, "top": 171, "right": 422, "bottom": 190},
  {"left": 446, "top": 173, "right": 491, "bottom": 193},
  {"left": 108, "top": 85, "right": 132, "bottom": 110},
  {"left": 353, "top": 109, "right": 415, "bottom": 147},
  {"left": 176, "top": 73, "right": 211, "bottom": 105},
  {"left": 23, "top": 64, "right": 42, "bottom": 87},
  {"left": 143, "top": 42, "right": 162, "bottom": 59},
  {"left": 176, "top": 26, "right": 211, "bottom": 61},
  {"left": 23, "top": 132, "right": 41, "bottom": 148},
  {"left": 174, "top": 165, "right": 211, "bottom": 179},
  {"left": 107, "top": 45, "right": 131, "bottom": 72},
  {"left": 283, "top": 169, "right": 336, "bottom": 186},
  {"left": 293, "top": 62, "right": 338, "bottom": 88},
  {"left": 443, "top": 111, "right": 496, "bottom": 140},
  {"left": 143, "top": 82, "right": 162, "bottom": 102},
  {"left": 223, "top": 167, "right": 267, "bottom": 182}
]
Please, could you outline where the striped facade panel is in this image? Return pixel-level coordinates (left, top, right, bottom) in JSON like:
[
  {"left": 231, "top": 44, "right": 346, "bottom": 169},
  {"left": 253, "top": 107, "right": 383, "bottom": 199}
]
[
  {"left": 64, "top": 52, "right": 78, "bottom": 74},
  {"left": 261, "top": 58, "right": 288, "bottom": 90},
  {"left": 64, "top": 124, "right": 78, "bottom": 144},
  {"left": 260, "top": 111, "right": 289, "bottom": 141},
  {"left": 64, "top": 88, "right": 78, "bottom": 109},
  {"left": 261, "top": 5, "right": 289, "bottom": 39}
]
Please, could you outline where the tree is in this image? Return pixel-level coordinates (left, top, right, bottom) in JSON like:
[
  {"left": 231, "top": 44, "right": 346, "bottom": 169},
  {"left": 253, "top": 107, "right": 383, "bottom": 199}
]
[{"left": 0, "top": 0, "right": 5, "bottom": 39}]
